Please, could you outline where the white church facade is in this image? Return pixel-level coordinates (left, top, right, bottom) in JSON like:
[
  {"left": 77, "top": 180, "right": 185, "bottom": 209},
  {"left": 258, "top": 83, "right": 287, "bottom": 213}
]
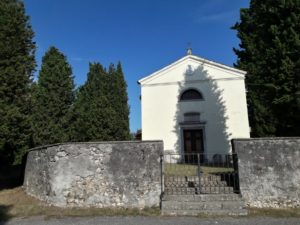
[{"left": 138, "top": 51, "right": 250, "bottom": 158}]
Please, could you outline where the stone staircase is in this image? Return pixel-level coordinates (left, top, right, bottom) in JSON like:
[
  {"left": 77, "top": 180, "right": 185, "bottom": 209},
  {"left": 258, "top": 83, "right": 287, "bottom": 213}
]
[{"left": 161, "top": 174, "right": 248, "bottom": 216}]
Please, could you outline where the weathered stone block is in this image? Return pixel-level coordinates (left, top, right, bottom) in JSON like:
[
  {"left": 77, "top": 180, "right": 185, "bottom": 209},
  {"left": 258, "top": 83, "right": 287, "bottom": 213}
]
[
  {"left": 23, "top": 141, "right": 163, "bottom": 208},
  {"left": 232, "top": 137, "right": 300, "bottom": 208}
]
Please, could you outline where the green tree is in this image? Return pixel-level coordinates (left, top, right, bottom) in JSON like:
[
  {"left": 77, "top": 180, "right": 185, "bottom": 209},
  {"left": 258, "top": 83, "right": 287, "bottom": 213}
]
[
  {"left": 71, "top": 62, "right": 130, "bottom": 141},
  {"left": 32, "top": 47, "right": 74, "bottom": 146},
  {"left": 233, "top": 0, "right": 300, "bottom": 137},
  {"left": 0, "top": 0, "right": 36, "bottom": 165},
  {"left": 71, "top": 63, "right": 117, "bottom": 141},
  {"left": 112, "top": 62, "right": 130, "bottom": 140}
]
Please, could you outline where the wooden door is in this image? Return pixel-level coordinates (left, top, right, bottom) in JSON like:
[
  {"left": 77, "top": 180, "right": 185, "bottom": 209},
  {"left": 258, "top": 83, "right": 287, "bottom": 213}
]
[{"left": 183, "top": 129, "right": 204, "bottom": 163}]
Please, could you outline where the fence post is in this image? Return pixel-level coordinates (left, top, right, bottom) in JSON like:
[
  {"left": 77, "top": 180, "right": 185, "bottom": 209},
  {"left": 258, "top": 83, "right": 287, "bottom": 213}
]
[
  {"left": 197, "top": 153, "right": 201, "bottom": 194},
  {"left": 160, "top": 154, "right": 164, "bottom": 199},
  {"left": 232, "top": 153, "right": 240, "bottom": 193}
]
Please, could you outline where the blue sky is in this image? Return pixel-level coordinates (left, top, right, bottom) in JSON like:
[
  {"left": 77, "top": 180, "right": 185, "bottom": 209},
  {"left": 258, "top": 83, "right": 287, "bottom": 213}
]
[{"left": 24, "top": 0, "right": 250, "bottom": 132}]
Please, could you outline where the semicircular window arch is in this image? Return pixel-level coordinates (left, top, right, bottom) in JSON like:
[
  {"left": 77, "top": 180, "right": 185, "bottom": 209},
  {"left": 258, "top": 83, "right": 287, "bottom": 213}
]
[{"left": 180, "top": 89, "right": 203, "bottom": 101}]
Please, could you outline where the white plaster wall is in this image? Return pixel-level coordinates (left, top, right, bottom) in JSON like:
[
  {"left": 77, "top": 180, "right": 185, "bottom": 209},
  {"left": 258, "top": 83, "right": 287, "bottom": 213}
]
[{"left": 140, "top": 57, "right": 250, "bottom": 155}]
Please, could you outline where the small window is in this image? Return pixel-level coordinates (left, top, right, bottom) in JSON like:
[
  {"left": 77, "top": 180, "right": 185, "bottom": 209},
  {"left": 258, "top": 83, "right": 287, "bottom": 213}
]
[
  {"left": 180, "top": 89, "right": 203, "bottom": 101},
  {"left": 184, "top": 113, "right": 200, "bottom": 123}
]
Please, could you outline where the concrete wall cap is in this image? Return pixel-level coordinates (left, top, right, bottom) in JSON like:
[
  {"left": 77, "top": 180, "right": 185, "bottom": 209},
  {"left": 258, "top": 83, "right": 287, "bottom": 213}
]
[
  {"left": 27, "top": 140, "right": 164, "bottom": 152},
  {"left": 232, "top": 137, "right": 300, "bottom": 141}
]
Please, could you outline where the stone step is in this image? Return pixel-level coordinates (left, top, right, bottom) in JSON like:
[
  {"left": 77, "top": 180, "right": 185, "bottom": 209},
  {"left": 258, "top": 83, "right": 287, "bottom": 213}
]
[
  {"left": 162, "top": 194, "right": 243, "bottom": 202},
  {"left": 197, "top": 186, "right": 234, "bottom": 194},
  {"left": 165, "top": 175, "right": 223, "bottom": 183},
  {"left": 161, "top": 197, "right": 248, "bottom": 216},
  {"left": 161, "top": 208, "right": 248, "bottom": 216},
  {"left": 200, "top": 182, "right": 228, "bottom": 187},
  {"left": 164, "top": 182, "right": 190, "bottom": 188},
  {"left": 187, "top": 175, "right": 222, "bottom": 182},
  {"left": 164, "top": 186, "right": 234, "bottom": 195},
  {"left": 164, "top": 180, "right": 228, "bottom": 187},
  {"left": 162, "top": 200, "right": 246, "bottom": 211},
  {"left": 165, "top": 187, "right": 196, "bottom": 195}
]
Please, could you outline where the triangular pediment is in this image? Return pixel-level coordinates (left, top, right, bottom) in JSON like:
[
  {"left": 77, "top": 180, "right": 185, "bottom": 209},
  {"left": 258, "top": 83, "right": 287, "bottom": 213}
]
[{"left": 138, "top": 55, "right": 246, "bottom": 86}]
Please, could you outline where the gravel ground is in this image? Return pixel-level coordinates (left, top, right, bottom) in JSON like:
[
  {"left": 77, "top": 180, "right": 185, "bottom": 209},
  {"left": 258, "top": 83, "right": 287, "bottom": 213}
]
[{"left": 1, "top": 216, "right": 300, "bottom": 225}]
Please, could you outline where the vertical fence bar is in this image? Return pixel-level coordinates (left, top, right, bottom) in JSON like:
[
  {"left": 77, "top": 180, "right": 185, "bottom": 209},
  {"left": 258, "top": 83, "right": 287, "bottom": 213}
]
[
  {"left": 160, "top": 154, "right": 164, "bottom": 199},
  {"left": 197, "top": 153, "right": 201, "bottom": 194},
  {"left": 232, "top": 153, "right": 240, "bottom": 193},
  {"left": 227, "top": 155, "right": 231, "bottom": 194}
]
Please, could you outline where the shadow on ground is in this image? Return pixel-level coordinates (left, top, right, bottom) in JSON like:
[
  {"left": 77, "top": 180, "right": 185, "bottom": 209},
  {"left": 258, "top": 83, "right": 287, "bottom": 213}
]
[
  {"left": 0, "top": 155, "right": 27, "bottom": 223},
  {"left": 0, "top": 165, "right": 23, "bottom": 223},
  {"left": 0, "top": 205, "right": 12, "bottom": 224}
]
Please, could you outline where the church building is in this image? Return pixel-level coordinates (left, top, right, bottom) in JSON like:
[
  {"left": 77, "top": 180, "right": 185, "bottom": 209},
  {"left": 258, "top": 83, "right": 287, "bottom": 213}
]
[{"left": 138, "top": 50, "right": 250, "bottom": 158}]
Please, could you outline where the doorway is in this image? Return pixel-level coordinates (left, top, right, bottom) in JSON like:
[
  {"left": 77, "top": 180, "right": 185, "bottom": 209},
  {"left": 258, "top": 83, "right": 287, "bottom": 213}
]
[{"left": 183, "top": 129, "right": 205, "bottom": 163}]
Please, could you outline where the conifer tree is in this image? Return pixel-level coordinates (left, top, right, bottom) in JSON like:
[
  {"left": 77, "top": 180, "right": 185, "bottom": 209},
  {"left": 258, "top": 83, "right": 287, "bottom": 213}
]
[
  {"left": 32, "top": 47, "right": 74, "bottom": 146},
  {"left": 112, "top": 62, "right": 130, "bottom": 140},
  {"left": 71, "top": 63, "right": 117, "bottom": 141},
  {"left": 0, "top": 0, "right": 36, "bottom": 165},
  {"left": 233, "top": 0, "right": 300, "bottom": 136}
]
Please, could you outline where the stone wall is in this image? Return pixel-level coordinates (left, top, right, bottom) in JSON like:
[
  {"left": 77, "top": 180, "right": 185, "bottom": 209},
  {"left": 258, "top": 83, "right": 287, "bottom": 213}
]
[
  {"left": 232, "top": 138, "right": 300, "bottom": 208},
  {"left": 24, "top": 141, "right": 163, "bottom": 208}
]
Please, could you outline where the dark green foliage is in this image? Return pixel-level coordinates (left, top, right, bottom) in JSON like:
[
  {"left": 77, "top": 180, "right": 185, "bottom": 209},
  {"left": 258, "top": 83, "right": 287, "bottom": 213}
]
[
  {"left": 0, "top": 0, "right": 36, "bottom": 165},
  {"left": 111, "top": 62, "right": 130, "bottom": 140},
  {"left": 233, "top": 0, "right": 300, "bottom": 136},
  {"left": 71, "top": 62, "right": 130, "bottom": 141},
  {"left": 134, "top": 129, "right": 142, "bottom": 140},
  {"left": 71, "top": 63, "right": 116, "bottom": 141},
  {"left": 32, "top": 47, "right": 74, "bottom": 146}
]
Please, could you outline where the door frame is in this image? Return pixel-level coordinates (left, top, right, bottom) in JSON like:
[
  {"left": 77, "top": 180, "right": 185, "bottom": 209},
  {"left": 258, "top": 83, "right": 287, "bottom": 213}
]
[
  {"left": 183, "top": 129, "right": 204, "bottom": 154},
  {"left": 180, "top": 124, "right": 207, "bottom": 156}
]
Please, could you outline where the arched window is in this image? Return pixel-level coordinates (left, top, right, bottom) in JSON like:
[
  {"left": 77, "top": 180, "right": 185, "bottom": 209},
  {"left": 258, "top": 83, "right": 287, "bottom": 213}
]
[{"left": 180, "top": 89, "right": 203, "bottom": 101}]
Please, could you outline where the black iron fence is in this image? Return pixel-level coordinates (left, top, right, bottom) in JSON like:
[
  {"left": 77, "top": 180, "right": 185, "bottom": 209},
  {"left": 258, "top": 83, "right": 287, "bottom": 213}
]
[{"left": 161, "top": 153, "right": 240, "bottom": 195}]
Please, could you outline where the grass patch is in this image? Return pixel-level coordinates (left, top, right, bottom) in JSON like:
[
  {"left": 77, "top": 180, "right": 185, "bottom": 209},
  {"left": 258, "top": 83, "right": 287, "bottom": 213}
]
[
  {"left": 249, "top": 208, "right": 300, "bottom": 218},
  {"left": 0, "top": 187, "right": 160, "bottom": 220},
  {"left": 2, "top": 187, "right": 300, "bottom": 220},
  {"left": 164, "top": 163, "right": 234, "bottom": 176}
]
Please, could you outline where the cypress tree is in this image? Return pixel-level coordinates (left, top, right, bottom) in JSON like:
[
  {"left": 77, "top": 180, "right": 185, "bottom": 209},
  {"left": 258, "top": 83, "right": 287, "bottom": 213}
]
[
  {"left": 112, "top": 62, "right": 130, "bottom": 140},
  {"left": 233, "top": 0, "right": 300, "bottom": 136},
  {"left": 71, "top": 62, "right": 130, "bottom": 142},
  {"left": 71, "top": 63, "right": 117, "bottom": 141},
  {"left": 0, "top": 0, "right": 36, "bottom": 165},
  {"left": 32, "top": 46, "right": 74, "bottom": 146}
]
